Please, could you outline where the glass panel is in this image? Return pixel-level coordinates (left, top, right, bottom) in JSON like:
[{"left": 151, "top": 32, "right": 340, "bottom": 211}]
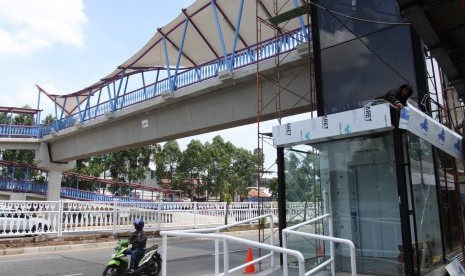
[
  {"left": 406, "top": 133, "right": 443, "bottom": 272},
  {"left": 284, "top": 145, "right": 324, "bottom": 269},
  {"left": 284, "top": 133, "right": 403, "bottom": 275},
  {"left": 315, "top": 0, "right": 417, "bottom": 115},
  {"left": 434, "top": 147, "right": 461, "bottom": 253}
]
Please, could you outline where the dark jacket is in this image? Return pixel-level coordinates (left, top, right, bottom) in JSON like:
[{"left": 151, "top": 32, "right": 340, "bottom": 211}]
[
  {"left": 376, "top": 88, "right": 409, "bottom": 106},
  {"left": 130, "top": 229, "right": 147, "bottom": 249}
]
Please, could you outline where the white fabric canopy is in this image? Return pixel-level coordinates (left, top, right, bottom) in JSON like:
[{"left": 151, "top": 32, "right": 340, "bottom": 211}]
[{"left": 39, "top": 0, "right": 307, "bottom": 114}]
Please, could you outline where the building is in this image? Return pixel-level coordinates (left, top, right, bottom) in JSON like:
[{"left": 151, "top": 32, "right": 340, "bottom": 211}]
[{"left": 271, "top": 1, "right": 465, "bottom": 275}]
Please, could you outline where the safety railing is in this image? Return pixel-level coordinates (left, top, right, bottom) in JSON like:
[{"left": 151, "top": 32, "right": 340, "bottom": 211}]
[
  {"left": 0, "top": 177, "right": 47, "bottom": 195},
  {"left": 0, "top": 124, "right": 41, "bottom": 139},
  {"left": 160, "top": 214, "right": 306, "bottom": 276},
  {"left": 0, "top": 200, "right": 281, "bottom": 238},
  {"left": 282, "top": 210, "right": 357, "bottom": 275}
]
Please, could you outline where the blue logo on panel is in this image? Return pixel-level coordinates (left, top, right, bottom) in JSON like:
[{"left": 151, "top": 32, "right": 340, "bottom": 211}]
[
  {"left": 454, "top": 138, "right": 461, "bottom": 152},
  {"left": 437, "top": 129, "right": 445, "bottom": 143},
  {"left": 400, "top": 108, "right": 410, "bottom": 121},
  {"left": 305, "top": 132, "right": 310, "bottom": 140},
  {"left": 344, "top": 124, "right": 351, "bottom": 134},
  {"left": 420, "top": 119, "right": 428, "bottom": 133}
]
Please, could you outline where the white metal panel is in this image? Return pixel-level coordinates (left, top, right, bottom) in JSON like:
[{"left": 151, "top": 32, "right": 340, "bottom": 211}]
[
  {"left": 272, "top": 104, "right": 393, "bottom": 147},
  {"left": 399, "top": 106, "right": 463, "bottom": 161}
]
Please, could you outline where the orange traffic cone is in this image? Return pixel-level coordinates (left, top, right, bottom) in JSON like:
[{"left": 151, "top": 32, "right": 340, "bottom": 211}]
[
  {"left": 317, "top": 245, "right": 324, "bottom": 257},
  {"left": 243, "top": 247, "right": 256, "bottom": 274}
]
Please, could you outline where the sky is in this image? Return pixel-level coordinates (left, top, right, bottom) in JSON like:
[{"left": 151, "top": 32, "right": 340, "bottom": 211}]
[{"left": 0, "top": 0, "right": 308, "bottom": 174}]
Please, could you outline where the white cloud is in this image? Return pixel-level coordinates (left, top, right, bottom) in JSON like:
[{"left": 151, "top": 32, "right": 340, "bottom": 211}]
[
  {"left": 0, "top": 0, "right": 87, "bottom": 56},
  {"left": 320, "top": 29, "right": 370, "bottom": 72},
  {"left": 1, "top": 75, "right": 56, "bottom": 119}
]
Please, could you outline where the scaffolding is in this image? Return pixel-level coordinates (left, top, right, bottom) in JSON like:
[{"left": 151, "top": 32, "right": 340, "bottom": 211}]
[{"left": 255, "top": 0, "right": 318, "bottom": 267}]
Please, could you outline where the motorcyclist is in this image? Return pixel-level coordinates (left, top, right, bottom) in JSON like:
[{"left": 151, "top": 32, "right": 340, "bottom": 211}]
[{"left": 126, "top": 218, "right": 148, "bottom": 273}]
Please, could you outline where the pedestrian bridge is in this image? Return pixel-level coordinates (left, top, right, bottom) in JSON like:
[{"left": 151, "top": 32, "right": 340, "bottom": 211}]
[
  {"left": 1, "top": 30, "right": 313, "bottom": 163},
  {"left": 0, "top": 1, "right": 314, "bottom": 201}
]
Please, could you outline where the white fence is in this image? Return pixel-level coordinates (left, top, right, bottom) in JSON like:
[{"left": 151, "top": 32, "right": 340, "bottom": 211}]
[{"left": 0, "top": 200, "right": 282, "bottom": 237}]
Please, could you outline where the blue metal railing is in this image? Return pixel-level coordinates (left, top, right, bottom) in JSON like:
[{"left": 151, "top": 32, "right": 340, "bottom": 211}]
[
  {"left": 0, "top": 177, "right": 155, "bottom": 202},
  {"left": 0, "top": 177, "right": 47, "bottom": 195},
  {"left": 39, "top": 27, "right": 310, "bottom": 136},
  {"left": 0, "top": 124, "right": 40, "bottom": 139}
]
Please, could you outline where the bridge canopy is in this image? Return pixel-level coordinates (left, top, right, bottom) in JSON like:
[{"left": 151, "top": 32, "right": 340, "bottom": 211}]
[{"left": 38, "top": 0, "right": 304, "bottom": 102}]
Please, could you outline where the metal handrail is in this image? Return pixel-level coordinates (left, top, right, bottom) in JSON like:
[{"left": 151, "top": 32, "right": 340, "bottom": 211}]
[
  {"left": 282, "top": 215, "right": 357, "bottom": 276},
  {"left": 161, "top": 215, "right": 307, "bottom": 276},
  {"left": 174, "top": 213, "right": 275, "bottom": 275}
]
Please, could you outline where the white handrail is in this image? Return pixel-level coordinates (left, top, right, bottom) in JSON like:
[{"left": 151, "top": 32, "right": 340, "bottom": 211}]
[
  {"left": 282, "top": 217, "right": 356, "bottom": 274},
  {"left": 169, "top": 213, "right": 275, "bottom": 275},
  {"left": 160, "top": 230, "right": 306, "bottom": 276}
]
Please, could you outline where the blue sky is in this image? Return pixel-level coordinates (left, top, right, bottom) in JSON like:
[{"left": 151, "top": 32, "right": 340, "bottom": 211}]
[{"left": 0, "top": 0, "right": 307, "bottom": 173}]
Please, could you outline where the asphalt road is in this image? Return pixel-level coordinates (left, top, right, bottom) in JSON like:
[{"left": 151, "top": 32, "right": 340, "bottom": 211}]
[{"left": 0, "top": 232, "right": 280, "bottom": 276}]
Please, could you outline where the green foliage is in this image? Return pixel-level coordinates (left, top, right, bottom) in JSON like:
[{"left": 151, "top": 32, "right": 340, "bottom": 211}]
[
  {"left": 268, "top": 177, "right": 278, "bottom": 197},
  {"left": 156, "top": 141, "right": 181, "bottom": 188},
  {"left": 0, "top": 105, "right": 37, "bottom": 180},
  {"left": 71, "top": 145, "right": 153, "bottom": 193},
  {"left": 42, "top": 114, "right": 56, "bottom": 125},
  {"left": 285, "top": 150, "right": 321, "bottom": 203}
]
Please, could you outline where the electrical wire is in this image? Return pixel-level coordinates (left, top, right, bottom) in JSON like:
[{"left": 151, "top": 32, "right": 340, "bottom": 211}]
[{"left": 310, "top": 2, "right": 411, "bottom": 26}]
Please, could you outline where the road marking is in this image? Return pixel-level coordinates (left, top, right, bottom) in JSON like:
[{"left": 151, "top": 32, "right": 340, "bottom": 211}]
[
  {"left": 63, "top": 274, "right": 83, "bottom": 276},
  {"left": 0, "top": 256, "right": 60, "bottom": 263}
]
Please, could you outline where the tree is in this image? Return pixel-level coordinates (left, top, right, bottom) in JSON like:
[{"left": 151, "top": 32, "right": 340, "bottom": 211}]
[
  {"left": 230, "top": 147, "right": 256, "bottom": 200},
  {"left": 268, "top": 177, "right": 278, "bottom": 197},
  {"left": 42, "top": 114, "right": 56, "bottom": 125},
  {"left": 1, "top": 105, "right": 37, "bottom": 180},
  {"left": 155, "top": 141, "right": 181, "bottom": 189},
  {"left": 286, "top": 152, "right": 309, "bottom": 202},
  {"left": 203, "top": 136, "right": 232, "bottom": 200},
  {"left": 178, "top": 139, "right": 205, "bottom": 199},
  {"left": 285, "top": 149, "right": 321, "bottom": 221}
]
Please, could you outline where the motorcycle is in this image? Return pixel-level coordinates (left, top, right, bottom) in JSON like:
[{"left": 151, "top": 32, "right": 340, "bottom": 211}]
[{"left": 103, "top": 239, "right": 162, "bottom": 276}]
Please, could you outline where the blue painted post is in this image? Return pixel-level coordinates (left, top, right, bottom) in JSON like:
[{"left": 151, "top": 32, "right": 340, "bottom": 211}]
[
  {"left": 76, "top": 176, "right": 79, "bottom": 197},
  {"left": 162, "top": 36, "right": 173, "bottom": 92},
  {"left": 84, "top": 90, "right": 92, "bottom": 121},
  {"left": 12, "top": 164, "right": 16, "bottom": 189},
  {"left": 25, "top": 166, "right": 29, "bottom": 192},
  {"left": 8, "top": 110, "right": 13, "bottom": 138},
  {"left": 211, "top": 1, "right": 229, "bottom": 69},
  {"left": 36, "top": 90, "right": 42, "bottom": 125},
  {"left": 106, "top": 81, "right": 115, "bottom": 112},
  {"left": 293, "top": 0, "right": 308, "bottom": 39},
  {"left": 95, "top": 89, "right": 102, "bottom": 118},
  {"left": 228, "top": 0, "right": 245, "bottom": 70},
  {"left": 153, "top": 70, "right": 160, "bottom": 97},
  {"left": 58, "top": 97, "right": 67, "bottom": 129},
  {"left": 76, "top": 95, "right": 84, "bottom": 122},
  {"left": 113, "top": 70, "right": 126, "bottom": 110},
  {"left": 172, "top": 20, "right": 189, "bottom": 90},
  {"left": 142, "top": 72, "right": 147, "bottom": 98}
]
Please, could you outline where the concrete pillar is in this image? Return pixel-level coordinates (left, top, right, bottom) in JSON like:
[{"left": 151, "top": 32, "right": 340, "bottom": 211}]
[
  {"left": 35, "top": 142, "right": 75, "bottom": 201},
  {"left": 47, "top": 171, "right": 63, "bottom": 201}
]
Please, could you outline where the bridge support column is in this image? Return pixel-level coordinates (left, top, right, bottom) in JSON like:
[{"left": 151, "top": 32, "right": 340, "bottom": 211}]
[{"left": 35, "top": 143, "right": 75, "bottom": 201}]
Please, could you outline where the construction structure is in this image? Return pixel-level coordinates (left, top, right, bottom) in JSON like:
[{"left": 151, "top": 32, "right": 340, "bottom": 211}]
[{"left": 1, "top": 0, "right": 465, "bottom": 274}]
